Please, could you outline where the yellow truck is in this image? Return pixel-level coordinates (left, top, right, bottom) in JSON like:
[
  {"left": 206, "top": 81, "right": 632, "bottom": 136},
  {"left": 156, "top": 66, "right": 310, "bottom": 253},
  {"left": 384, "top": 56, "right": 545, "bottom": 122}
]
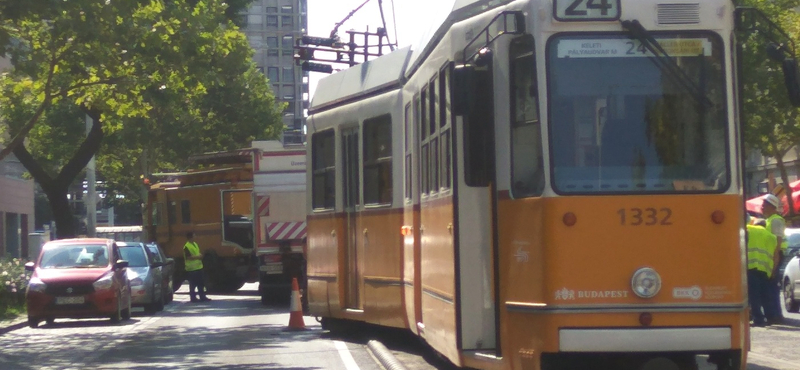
[{"left": 144, "top": 141, "right": 307, "bottom": 294}]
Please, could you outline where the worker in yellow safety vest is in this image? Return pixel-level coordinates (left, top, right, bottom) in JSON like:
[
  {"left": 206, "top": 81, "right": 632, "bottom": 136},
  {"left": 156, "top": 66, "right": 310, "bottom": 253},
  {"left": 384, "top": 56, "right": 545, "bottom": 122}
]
[
  {"left": 761, "top": 194, "right": 786, "bottom": 324},
  {"left": 184, "top": 232, "right": 210, "bottom": 303},
  {"left": 747, "top": 222, "right": 777, "bottom": 327}
]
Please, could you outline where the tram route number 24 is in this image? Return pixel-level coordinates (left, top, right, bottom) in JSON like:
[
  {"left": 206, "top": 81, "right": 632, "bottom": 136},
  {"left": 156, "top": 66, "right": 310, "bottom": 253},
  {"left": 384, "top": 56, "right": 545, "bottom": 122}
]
[
  {"left": 556, "top": 0, "right": 620, "bottom": 20},
  {"left": 617, "top": 208, "right": 673, "bottom": 226}
]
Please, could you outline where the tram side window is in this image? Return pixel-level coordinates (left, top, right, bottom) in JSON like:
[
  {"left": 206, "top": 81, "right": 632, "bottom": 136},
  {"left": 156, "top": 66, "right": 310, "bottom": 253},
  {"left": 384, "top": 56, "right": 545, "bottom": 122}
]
[
  {"left": 420, "top": 87, "right": 430, "bottom": 195},
  {"left": 363, "top": 115, "right": 393, "bottom": 205},
  {"left": 439, "top": 66, "right": 452, "bottom": 190},
  {"left": 405, "top": 103, "right": 413, "bottom": 200},
  {"left": 181, "top": 200, "right": 191, "bottom": 224},
  {"left": 429, "top": 78, "right": 439, "bottom": 192},
  {"left": 312, "top": 130, "right": 336, "bottom": 210},
  {"left": 509, "top": 35, "right": 544, "bottom": 198}
]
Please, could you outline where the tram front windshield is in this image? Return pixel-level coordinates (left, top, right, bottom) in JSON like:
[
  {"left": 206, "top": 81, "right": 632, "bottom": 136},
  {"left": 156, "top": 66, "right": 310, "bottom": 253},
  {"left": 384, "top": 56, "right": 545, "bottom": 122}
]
[{"left": 547, "top": 33, "right": 728, "bottom": 194}]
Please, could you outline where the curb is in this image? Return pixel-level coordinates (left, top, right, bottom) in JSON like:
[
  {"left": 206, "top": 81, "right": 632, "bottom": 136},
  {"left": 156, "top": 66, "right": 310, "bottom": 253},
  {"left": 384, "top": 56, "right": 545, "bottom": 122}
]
[
  {"left": 0, "top": 317, "right": 27, "bottom": 336},
  {"left": 367, "top": 340, "right": 408, "bottom": 370}
]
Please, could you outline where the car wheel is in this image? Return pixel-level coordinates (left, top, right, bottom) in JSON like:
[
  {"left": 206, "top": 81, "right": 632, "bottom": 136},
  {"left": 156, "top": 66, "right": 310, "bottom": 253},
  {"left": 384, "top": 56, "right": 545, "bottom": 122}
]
[
  {"left": 785, "top": 279, "right": 800, "bottom": 313},
  {"left": 110, "top": 295, "right": 122, "bottom": 323},
  {"left": 45, "top": 317, "right": 55, "bottom": 325},
  {"left": 27, "top": 317, "right": 39, "bottom": 328}
]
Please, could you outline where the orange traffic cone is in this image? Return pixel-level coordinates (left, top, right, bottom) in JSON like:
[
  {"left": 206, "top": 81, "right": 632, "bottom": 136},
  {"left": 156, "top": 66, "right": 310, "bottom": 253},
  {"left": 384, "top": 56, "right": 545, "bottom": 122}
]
[{"left": 287, "top": 277, "right": 306, "bottom": 330}]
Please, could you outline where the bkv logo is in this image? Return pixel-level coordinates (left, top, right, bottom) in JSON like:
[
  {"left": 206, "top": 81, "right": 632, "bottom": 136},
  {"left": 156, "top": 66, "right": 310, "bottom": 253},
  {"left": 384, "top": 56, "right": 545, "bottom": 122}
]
[{"left": 555, "top": 287, "right": 576, "bottom": 300}]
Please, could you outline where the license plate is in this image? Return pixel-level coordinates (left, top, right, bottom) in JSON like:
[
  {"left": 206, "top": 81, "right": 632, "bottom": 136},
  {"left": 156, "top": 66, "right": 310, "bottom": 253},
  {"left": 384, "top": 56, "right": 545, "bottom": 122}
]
[
  {"left": 56, "top": 296, "right": 85, "bottom": 305},
  {"left": 259, "top": 264, "right": 283, "bottom": 274}
]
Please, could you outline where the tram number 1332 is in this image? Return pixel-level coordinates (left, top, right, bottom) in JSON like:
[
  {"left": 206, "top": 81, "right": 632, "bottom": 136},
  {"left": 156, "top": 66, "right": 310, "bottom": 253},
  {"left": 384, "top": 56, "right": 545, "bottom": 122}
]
[
  {"left": 617, "top": 208, "right": 673, "bottom": 226},
  {"left": 555, "top": 0, "right": 621, "bottom": 21}
]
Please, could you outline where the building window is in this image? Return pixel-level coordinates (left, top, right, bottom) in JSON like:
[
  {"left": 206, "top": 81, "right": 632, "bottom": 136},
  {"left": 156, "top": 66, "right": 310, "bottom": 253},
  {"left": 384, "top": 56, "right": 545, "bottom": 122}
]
[
  {"left": 281, "top": 15, "right": 293, "bottom": 30},
  {"left": 267, "top": 37, "right": 278, "bottom": 49},
  {"left": 282, "top": 35, "right": 293, "bottom": 49},
  {"left": 267, "top": 67, "right": 279, "bottom": 82},
  {"left": 283, "top": 85, "right": 295, "bottom": 99},
  {"left": 181, "top": 200, "right": 191, "bottom": 224},
  {"left": 282, "top": 67, "right": 295, "bottom": 83},
  {"left": 266, "top": 6, "right": 278, "bottom": 13},
  {"left": 267, "top": 15, "right": 278, "bottom": 28},
  {"left": 281, "top": 5, "right": 293, "bottom": 13},
  {"left": 284, "top": 101, "right": 296, "bottom": 114},
  {"left": 248, "top": 34, "right": 263, "bottom": 48},
  {"left": 312, "top": 130, "right": 336, "bottom": 210},
  {"left": 247, "top": 14, "right": 263, "bottom": 25}
]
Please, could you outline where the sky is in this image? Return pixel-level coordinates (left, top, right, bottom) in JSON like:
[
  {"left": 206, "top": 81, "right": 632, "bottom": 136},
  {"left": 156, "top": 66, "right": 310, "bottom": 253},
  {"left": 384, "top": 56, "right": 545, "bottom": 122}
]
[{"left": 305, "top": 0, "right": 446, "bottom": 99}]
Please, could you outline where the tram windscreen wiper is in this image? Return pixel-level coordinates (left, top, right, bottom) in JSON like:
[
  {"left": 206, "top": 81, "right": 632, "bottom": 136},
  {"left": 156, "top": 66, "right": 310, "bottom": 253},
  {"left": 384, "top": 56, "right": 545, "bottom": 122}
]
[{"left": 621, "top": 19, "right": 713, "bottom": 108}]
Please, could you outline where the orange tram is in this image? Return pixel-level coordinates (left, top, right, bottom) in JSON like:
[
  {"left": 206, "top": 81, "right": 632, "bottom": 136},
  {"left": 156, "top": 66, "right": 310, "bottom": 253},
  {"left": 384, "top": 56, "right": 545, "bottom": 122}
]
[{"left": 304, "top": 1, "right": 800, "bottom": 369}]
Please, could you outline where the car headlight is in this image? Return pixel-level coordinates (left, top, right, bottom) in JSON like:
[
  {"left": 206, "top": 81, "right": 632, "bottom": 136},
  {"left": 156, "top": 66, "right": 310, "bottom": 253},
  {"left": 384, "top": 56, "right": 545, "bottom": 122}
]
[
  {"left": 93, "top": 272, "right": 114, "bottom": 291},
  {"left": 130, "top": 277, "right": 144, "bottom": 287},
  {"left": 27, "top": 277, "right": 46, "bottom": 293}
]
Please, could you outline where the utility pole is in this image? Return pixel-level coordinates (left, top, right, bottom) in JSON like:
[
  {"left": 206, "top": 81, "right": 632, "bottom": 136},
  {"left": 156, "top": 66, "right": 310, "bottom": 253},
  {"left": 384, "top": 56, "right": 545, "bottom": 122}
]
[{"left": 86, "top": 115, "right": 96, "bottom": 237}]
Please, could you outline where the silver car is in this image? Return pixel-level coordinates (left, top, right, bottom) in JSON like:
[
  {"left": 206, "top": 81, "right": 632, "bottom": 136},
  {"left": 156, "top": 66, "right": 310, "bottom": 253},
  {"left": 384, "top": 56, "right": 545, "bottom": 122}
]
[
  {"left": 782, "top": 230, "right": 800, "bottom": 313},
  {"left": 118, "top": 242, "right": 165, "bottom": 313},
  {"left": 145, "top": 243, "right": 175, "bottom": 304}
]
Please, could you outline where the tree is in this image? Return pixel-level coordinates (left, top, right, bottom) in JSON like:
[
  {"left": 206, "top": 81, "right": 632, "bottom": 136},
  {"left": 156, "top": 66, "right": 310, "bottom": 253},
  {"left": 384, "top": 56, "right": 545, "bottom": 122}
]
[
  {"left": 740, "top": 0, "right": 800, "bottom": 216},
  {"left": 0, "top": 0, "right": 283, "bottom": 237}
]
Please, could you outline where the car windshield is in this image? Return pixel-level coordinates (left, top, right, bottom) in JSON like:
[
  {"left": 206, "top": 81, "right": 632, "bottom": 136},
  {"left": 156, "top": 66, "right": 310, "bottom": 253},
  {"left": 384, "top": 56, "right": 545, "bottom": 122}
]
[
  {"left": 39, "top": 244, "right": 109, "bottom": 269},
  {"left": 547, "top": 33, "right": 728, "bottom": 194},
  {"left": 118, "top": 246, "right": 149, "bottom": 267}
]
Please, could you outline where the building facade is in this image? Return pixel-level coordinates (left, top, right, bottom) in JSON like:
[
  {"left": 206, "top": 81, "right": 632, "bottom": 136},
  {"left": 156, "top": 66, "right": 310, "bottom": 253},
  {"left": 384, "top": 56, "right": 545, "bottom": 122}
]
[
  {"left": 242, "top": 0, "right": 309, "bottom": 144},
  {"left": 0, "top": 151, "right": 35, "bottom": 259},
  {"left": 1, "top": 57, "right": 36, "bottom": 259}
]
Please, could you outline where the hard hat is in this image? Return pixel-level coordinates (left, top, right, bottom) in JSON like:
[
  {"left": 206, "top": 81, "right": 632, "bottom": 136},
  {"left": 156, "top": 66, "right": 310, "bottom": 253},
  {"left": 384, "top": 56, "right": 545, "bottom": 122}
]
[{"left": 763, "top": 194, "right": 781, "bottom": 209}]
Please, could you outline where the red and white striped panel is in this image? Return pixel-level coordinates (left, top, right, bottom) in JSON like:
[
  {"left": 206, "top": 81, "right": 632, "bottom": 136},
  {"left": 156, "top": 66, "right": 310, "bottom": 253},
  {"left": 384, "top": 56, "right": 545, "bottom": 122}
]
[
  {"left": 266, "top": 222, "right": 307, "bottom": 241},
  {"left": 256, "top": 195, "right": 270, "bottom": 217}
]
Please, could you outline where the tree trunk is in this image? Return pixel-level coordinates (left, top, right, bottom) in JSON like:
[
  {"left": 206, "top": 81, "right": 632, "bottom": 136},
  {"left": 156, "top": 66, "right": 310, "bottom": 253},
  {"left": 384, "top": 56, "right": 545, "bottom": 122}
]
[
  {"left": 771, "top": 140, "right": 795, "bottom": 217},
  {"left": 12, "top": 110, "right": 105, "bottom": 239},
  {"left": 44, "top": 187, "right": 76, "bottom": 238}
]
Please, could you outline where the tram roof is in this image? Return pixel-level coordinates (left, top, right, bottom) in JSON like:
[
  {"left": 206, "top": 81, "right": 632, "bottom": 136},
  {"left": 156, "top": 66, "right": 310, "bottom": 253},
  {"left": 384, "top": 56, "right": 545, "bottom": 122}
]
[
  {"left": 310, "top": 46, "right": 412, "bottom": 112},
  {"left": 310, "top": 0, "right": 514, "bottom": 113}
]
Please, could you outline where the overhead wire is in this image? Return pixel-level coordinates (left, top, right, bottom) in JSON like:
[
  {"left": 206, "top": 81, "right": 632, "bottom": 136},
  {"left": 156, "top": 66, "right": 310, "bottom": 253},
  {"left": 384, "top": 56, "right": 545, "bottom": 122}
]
[
  {"left": 377, "top": 0, "right": 396, "bottom": 50},
  {"left": 390, "top": 0, "right": 399, "bottom": 47}
]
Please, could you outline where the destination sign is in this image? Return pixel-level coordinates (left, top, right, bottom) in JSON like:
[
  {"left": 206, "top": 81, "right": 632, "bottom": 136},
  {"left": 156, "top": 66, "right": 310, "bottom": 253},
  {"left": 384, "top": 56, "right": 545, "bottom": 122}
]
[
  {"left": 554, "top": 0, "right": 621, "bottom": 21},
  {"left": 557, "top": 38, "right": 712, "bottom": 59}
]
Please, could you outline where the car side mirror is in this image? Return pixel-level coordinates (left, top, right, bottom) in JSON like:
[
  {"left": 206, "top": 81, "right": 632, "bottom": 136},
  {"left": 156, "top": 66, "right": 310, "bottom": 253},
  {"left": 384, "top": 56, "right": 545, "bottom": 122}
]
[
  {"left": 115, "top": 260, "right": 129, "bottom": 269},
  {"left": 165, "top": 258, "right": 175, "bottom": 265},
  {"left": 25, "top": 261, "right": 35, "bottom": 271}
]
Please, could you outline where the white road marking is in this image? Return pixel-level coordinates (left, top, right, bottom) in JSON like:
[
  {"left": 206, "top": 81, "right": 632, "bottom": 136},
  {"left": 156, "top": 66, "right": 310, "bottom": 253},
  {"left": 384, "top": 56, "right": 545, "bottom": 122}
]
[{"left": 334, "top": 340, "right": 361, "bottom": 370}]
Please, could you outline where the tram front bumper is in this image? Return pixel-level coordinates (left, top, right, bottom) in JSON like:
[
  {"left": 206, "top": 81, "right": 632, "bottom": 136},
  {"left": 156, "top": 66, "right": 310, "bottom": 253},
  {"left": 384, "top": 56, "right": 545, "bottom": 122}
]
[{"left": 559, "top": 327, "right": 731, "bottom": 352}]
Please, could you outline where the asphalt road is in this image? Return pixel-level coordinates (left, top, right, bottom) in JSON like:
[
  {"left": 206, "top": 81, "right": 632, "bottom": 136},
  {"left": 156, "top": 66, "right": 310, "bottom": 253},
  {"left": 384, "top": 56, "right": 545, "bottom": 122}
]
[
  {"left": 0, "top": 284, "right": 383, "bottom": 370},
  {"left": 1, "top": 284, "right": 799, "bottom": 370}
]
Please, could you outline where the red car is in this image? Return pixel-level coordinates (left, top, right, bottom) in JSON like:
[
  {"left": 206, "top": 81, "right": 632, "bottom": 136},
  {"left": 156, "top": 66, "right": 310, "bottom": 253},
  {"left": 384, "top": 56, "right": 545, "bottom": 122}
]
[{"left": 25, "top": 238, "right": 132, "bottom": 327}]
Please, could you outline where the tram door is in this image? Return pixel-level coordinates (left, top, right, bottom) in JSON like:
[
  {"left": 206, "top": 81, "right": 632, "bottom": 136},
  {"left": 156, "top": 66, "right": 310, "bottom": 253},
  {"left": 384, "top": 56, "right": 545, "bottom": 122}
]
[
  {"left": 342, "top": 127, "right": 363, "bottom": 309},
  {"left": 454, "top": 57, "right": 498, "bottom": 351}
]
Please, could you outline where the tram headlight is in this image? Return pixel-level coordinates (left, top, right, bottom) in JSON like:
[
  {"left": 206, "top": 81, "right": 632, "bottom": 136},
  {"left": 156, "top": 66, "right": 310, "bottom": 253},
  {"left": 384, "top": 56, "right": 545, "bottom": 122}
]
[{"left": 631, "top": 267, "right": 661, "bottom": 299}]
